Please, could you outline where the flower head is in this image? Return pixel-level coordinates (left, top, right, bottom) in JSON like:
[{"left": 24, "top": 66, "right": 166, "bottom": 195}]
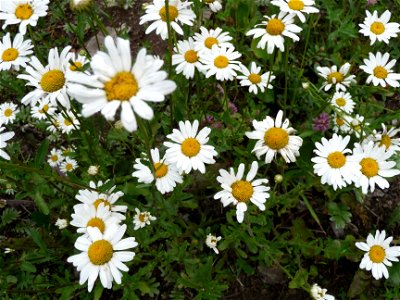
[
  {"left": 193, "top": 26, "right": 233, "bottom": 53},
  {"left": 312, "top": 112, "right": 330, "bottom": 133},
  {"left": 271, "top": 0, "right": 319, "bottom": 23},
  {"left": 172, "top": 37, "right": 204, "bottom": 79},
  {"left": 359, "top": 10, "right": 400, "bottom": 45},
  {"left": 55, "top": 218, "right": 68, "bottom": 229},
  {"left": 310, "top": 283, "right": 335, "bottom": 300},
  {"left": 133, "top": 208, "right": 157, "bottom": 230},
  {"left": 0, "top": 102, "right": 19, "bottom": 125},
  {"left": 0, "top": 32, "right": 33, "bottom": 71},
  {"left": 330, "top": 91, "right": 355, "bottom": 114},
  {"left": 205, "top": 234, "right": 221, "bottom": 254},
  {"left": 237, "top": 62, "right": 275, "bottom": 94},
  {"left": 316, "top": 62, "right": 356, "bottom": 92}
]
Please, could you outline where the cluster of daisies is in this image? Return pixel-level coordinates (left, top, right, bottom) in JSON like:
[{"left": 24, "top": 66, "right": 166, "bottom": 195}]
[{"left": 47, "top": 147, "right": 78, "bottom": 173}]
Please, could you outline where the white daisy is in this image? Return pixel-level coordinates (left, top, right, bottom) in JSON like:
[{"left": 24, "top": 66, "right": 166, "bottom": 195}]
[
  {"left": 332, "top": 113, "right": 351, "bottom": 134},
  {"left": 60, "top": 157, "right": 78, "bottom": 173},
  {"left": 202, "top": 0, "right": 222, "bottom": 12},
  {"left": 199, "top": 45, "right": 242, "bottom": 81},
  {"left": 55, "top": 218, "right": 68, "bottom": 229},
  {"left": 246, "top": 11, "right": 302, "bottom": 54},
  {"left": 205, "top": 234, "right": 221, "bottom": 254},
  {"left": 193, "top": 26, "right": 233, "bottom": 53},
  {"left": 237, "top": 62, "right": 275, "bottom": 94},
  {"left": 0, "top": 127, "right": 15, "bottom": 160},
  {"left": 132, "top": 148, "right": 183, "bottom": 194},
  {"left": 310, "top": 283, "right": 335, "bottom": 300},
  {"left": 359, "top": 10, "right": 400, "bottom": 45},
  {"left": 311, "top": 134, "right": 360, "bottom": 190},
  {"left": 214, "top": 161, "right": 270, "bottom": 223},
  {"left": 373, "top": 123, "right": 400, "bottom": 153},
  {"left": 132, "top": 208, "right": 157, "bottom": 230},
  {"left": 245, "top": 110, "right": 303, "bottom": 164},
  {"left": 67, "top": 224, "right": 138, "bottom": 292},
  {"left": 172, "top": 37, "right": 204, "bottom": 79},
  {"left": 139, "top": 0, "right": 196, "bottom": 40},
  {"left": 0, "top": 0, "right": 49, "bottom": 35},
  {"left": 67, "top": 36, "right": 176, "bottom": 132},
  {"left": 330, "top": 91, "right": 355, "bottom": 114},
  {"left": 348, "top": 114, "right": 368, "bottom": 139},
  {"left": 17, "top": 46, "right": 72, "bottom": 108},
  {"left": 67, "top": 51, "right": 89, "bottom": 73},
  {"left": 57, "top": 111, "right": 80, "bottom": 134},
  {"left": 359, "top": 52, "right": 400, "bottom": 88},
  {"left": 0, "top": 32, "right": 33, "bottom": 71},
  {"left": 30, "top": 98, "right": 57, "bottom": 120},
  {"left": 355, "top": 230, "right": 400, "bottom": 280},
  {"left": 47, "top": 148, "right": 64, "bottom": 167},
  {"left": 316, "top": 62, "right": 356, "bottom": 92},
  {"left": 0, "top": 102, "right": 19, "bottom": 125},
  {"left": 88, "top": 165, "right": 100, "bottom": 176},
  {"left": 351, "top": 141, "right": 400, "bottom": 194},
  {"left": 270, "top": 0, "right": 319, "bottom": 23},
  {"left": 164, "top": 120, "right": 218, "bottom": 174}
]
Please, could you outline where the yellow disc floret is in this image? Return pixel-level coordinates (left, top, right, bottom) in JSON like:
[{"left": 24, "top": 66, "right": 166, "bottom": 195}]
[
  {"left": 266, "top": 18, "right": 285, "bottom": 35},
  {"left": 2, "top": 48, "right": 19, "bottom": 62},
  {"left": 214, "top": 55, "right": 229, "bottom": 68},
  {"left": 104, "top": 72, "right": 138, "bottom": 101},
  {"left": 373, "top": 66, "right": 388, "bottom": 79},
  {"left": 248, "top": 73, "right": 261, "bottom": 84},
  {"left": 94, "top": 198, "right": 111, "bottom": 209},
  {"left": 264, "top": 127, "right": 289, "bottom": 150},
  {"left": 380, "top": 134, "right": 391, "bottom": 149},
  {"left": 204, "top": 37, "right": 218, "bottom": 49},
  {"left": 159, "top": 5, "right": 178, "bottom": 22},
  {"left": 39, "top": 104, "right": 49, "bottom": 114},
  {"left": 154, "top": 162, "right": 168, "bottom": 178},
  {"left": 335, "top": 98, "right": 346, "bottom": 107},
  {"left": 15, "top": 4, "right": 33, "bottom": 20},
  {"left": 87, "top": 217, "right": 106, "bottom": 233},
  {"left": 327, "top": 151, "right": 346, "bottom": 168},
  {"left": 370, "top": 22, "right": 385, "bottom": 35},
  {"left": 184, "top": 50, "right": 198, "bottom": 63},
  {"left": 369, "top": 245, "right": 386, "bottom": 263},
  {"left": 288, "top": 0, "right": 305, "bottom": 10},
  {"left": 40, "top": 70, "right": 66, "bottom": 93},
  {"left": 4, "top": 108, "right": 13, "bottom": 117},
  {"left": 327, "top": 72, "right": 344, "bottom": 83},
  {"left": 231, "top": 180, "right": 254, "bottom": 202},
  {"left": 69, "top": 61, "right": 83, "bottom": 71},
  {"left": 181, "top": 138, "right": 201, "bottom": 157},
  {"left": 88, "top": 239, "right": 113, "bottom": 265},
  {"left": 360, "top": 157, "right": 379, "bottom": 178}
]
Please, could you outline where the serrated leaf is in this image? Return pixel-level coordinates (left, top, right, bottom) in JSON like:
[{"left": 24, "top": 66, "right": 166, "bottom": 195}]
[
  {"left": 327, "top": 202, "right": 351, "bottom": 229},
  {"left": 32, "top": 192, "right": 49, "bottom": 215}
]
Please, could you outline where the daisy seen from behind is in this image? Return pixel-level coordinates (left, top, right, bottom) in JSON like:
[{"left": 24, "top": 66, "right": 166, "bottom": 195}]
[
  {"left": 67, "top": 36, "right": 176, "bottom": 132},
  {"left": 355, "top": 230, "right": 400, "bottom": 280},
  {"left": 270, "top": 0, "right": 319, "bottom": 23},
  {"left": 316, "top": 62, "right": 356, "bottom": 92},
  {"left": 67, "top": 224, "right": 138, "bottom": 292},
  {"left": 373, "top": 123, "right": 400, "bottom": 153},
  {"left": 311, "top": 134, "right": 359, "bottom": 190},
  {"left": 246, "top": 11, "right": 302, "bottom": 54},
  {"left": 245, "top": 110, "right": 303, "bottom": 164},
  {"left": 0, "top": 102, "right": 19, "bottom": 125},
  {"left": 359, "top": 52, "right": 400, "bottom": 88},
  {"left": 330, "top": 91, "right": 355, "bottom": 114},
  {"left": 139, "top": 0, "right": 196, "bottom": 40},
  {"left": 0, "top": 0, "right": 49, "bottom": 34},
  {"left": 351, "top": 141, "right": 400, "bottom": 194},
  {"left": 202, "top": 0, "right": 222, "bottom": 13},
  {"left": 310, "top": 283, "right": 335, "bottom": 300},
  {"left": 193, "top": 26, "right": 233, "bottom": 53},
  {"left": 0, "top": 32, "right": 33, "bottom": 71},
  {"left": 133, "top": 208, "right": 157, "bottom": 230},
  {"left": 359, "top": 10, "right": 400, "bottom": 45},
  {"left": 172, "top": 37, "right": 203, "bottom": 79},
  {"left": 214, "top": 161, "right": 270, "bottom": 223},
  {"left": 205, "top": 234, "right": 221, "bottom": 254},
  {"left": 164, "top": 120, "right": 217, "bottom": 174},
  {"left": 237, "top": 62, "right": 276, "bottom": 94},
  {"left": 0, "top": 126, "right": 15, "bottom": 160}
]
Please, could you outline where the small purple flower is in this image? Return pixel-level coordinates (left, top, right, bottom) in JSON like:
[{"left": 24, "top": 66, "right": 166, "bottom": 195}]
[
  {"left": 312, "top": 112, "right": 330, "bottom": 132},
  {"left": 367, "top": 0, "right": 377, "bottom": 5},
  {"left": 228, "top": 102, "right": 238, "bottom": 114}
]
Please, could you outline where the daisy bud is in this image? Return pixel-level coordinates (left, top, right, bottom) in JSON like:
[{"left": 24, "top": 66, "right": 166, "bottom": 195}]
[
  {"left": 274, "top": 174, "right": 283, "bottom": 183},
  {"left": 88, "top": 165, "right": 99, "bottom": 176},
  {"left": 70, "top": 0, "right": 92, "bottom": 11},
  {"left": 55, "top": 218, "right": 68, "bottom": 229}
]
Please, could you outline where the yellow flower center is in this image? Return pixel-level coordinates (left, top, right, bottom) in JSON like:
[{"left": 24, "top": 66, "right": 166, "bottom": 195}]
[
  {"left": 154, "top": 162, "right": 168, "bottom": 178},
  {"left": 369, "top": 245, "right": 385, "bottom": 263},
  {"left": 39, "top": 104, "right": 49, "bottom": 114},
  {"left": 69, "top": 61, "right": 83, "bottom": 71},
  {"left": 248, "top": 73, "right": 261, "bottom": 84},
  {"left": 288, "top": 0, "right": 305, "bottom": 10},
  {"left": 40, "top": 70, "right": 66, "bottom": 93},
  {"left": 184, "top": 50, "right": 198, "bottom": 63},
  {"left": 181, "top": 138, "right": 201, "bottom": 157},
  {"left": 15, "top": 4, "right": 33, "bottom": 20},
  {"left": 373, "top": 66, "right": 388, "bottom": 79},
  {"left": 370, "top": 21, "right": 385, "bottom": 35},
  {"left": 2, "top": 48, "right": 19, "bottom": 62},
  {"left": 335, "top": 98, "right": 346, "bottom": 107},
  {"left": 204, "top": 37, "right": 218, "bottom": 49},
  {"left": 87, "top": 217, "right": 106, "bottom": 233},
  {"left": 138, "top": 213, "right": 147, "bottom": 222},
  {"left": 264, "top": 127, "right": 289, "bottom": 150},
  {"left": 159, "top": 5, "right": 178, "bottom": 22},
  {"left": 4, "top": 108, "right": 13, "bottom": 117},
  {"left": 88, "top": 239, "right": 113, "bottom": 265},
  {"left": 266, "top": 18, "right": 285, "bottom": 35},
  {"left": 214, "top": 55, "right": 229, "bottom": 68},
  {"left": 51, "top": 155, "right": 58, "bottom": 162},
  {"left": 360, "top": 157, "right": 379, "bottom": 178},
  {"left": 380, "top": 134, "right": 391, "bottom": 149},
  {"left": 94, "top": 198, "right": 111, "bottom": 209},
  {"left": 65, "top": 163, "right": 73, "bottom": 171},
  {"left": 231, "top": 180, "right": 254, "bottom": 202},
  {"left": 327, "top": 151, "right": 346, "bottom": 168},
  {"left": 64, "top": 118, "right": 72, "bottom": 126},
  {"left": 327, "top": 71, "right": 344, "bottom": 83},
  {"left": 336, "top": 117, "right": 345, "bottom": 126},
  {"left": 104, "top": 71, "right": 138, "bottom": 101}
]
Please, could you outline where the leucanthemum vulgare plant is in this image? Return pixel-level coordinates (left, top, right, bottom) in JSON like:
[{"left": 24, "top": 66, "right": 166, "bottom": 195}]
[{"left": 1, "top": 0, "right": 400, "bottom": 299}]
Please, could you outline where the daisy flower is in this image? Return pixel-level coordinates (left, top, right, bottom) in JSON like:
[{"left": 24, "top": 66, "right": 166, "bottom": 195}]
[
  {"left": 0, "top": 0, "right": 49, "bottom": 35},
  {"left": 246, "top": 11, "right": 302, "bottom": 54},
  {"left": 348, "top": 114, "right": 368, "bottom": 139},
  {"left": 172, "top": 37, "right": 204, "bottom": 79},
  {"left": 359, "top": 10, "right": 400, "bottom": 45},
  {"left": 57, "top": 111, "right": 80, "bottom": 134},
  {"left": 55, "top": 218, "right": 68, "bottom": 229},
  {"left": 316, "top": 62, "right": 356, "bottom": 92},
  {"left": 67, "top": 36, "right": 176, "bottom": 132},
  {"left": 17, "top": 46, "right": 72, "bottom": 108},
  {"left": 237, "top": 62, "right": 275, "bottom": 94},
  {"left": 70, "top": 203, "right": 121, "bottom": 235},
  {"left": 205, "top": 234, "right": 221, "bottom": 254},
  {"left": 164, "top": 120, "right": 218, "bottom": 174},
  {"left": 132, "top": 208, "right": 157, "bottom": 230},
  {"left": 373, "top": 123, "right": 400, "bottom": 153},
  {"left": 245, "top": 110, "right": 303, "bottom": 164},
  {"left": 214, "top": 161, "right": 270, "bottom": 223},
  {"left": 67, "top": 224, "right": 138, "bottom": 292},
  {"left": 359, "top": 52, "right": 400, "bottom": 88},
  {"left": 193, "top": 26, "right": 233, "bottom": 53},
  {"left": 351, "top": 141, "right": 400, "bottom": 194},
  {"left": 311, "top": 134, "right": 359, "bottom": 190},
  {"left": 310, "top": 283, "right": 335, "bottom": 300},
  {"left": 355, "top": 230, "right": 400, "bottom": 280},
  {"left": 88, "top": 165, "right": 100, "bottom": 176},
  {"left": 330, "top": 91, "right": 355, "bottom": 114},
  {"left": 0, "top": 102, "right": 19, "bottom": 125},
  {"left": 332, "top": 113, "right": 351, "bottom": 134},
  {"left": 60, "top": 157, "right": 78, "bottom": 173},
  {"left": 270, "top": 0, "right": 319, "bottom": 23},
  {"left": 0, "top": 127, "right": 15, "bottom": 160},
  {"left": 30, "top": 98, "right": 57, "bottom": 120},
  {"left": 132, "top": 148, "right": 183, "bottom": 194},
  {"left": 199, "top": 45, "right": 242, "bottom": 81},
  {"left": 201, "top": 0, "right": 222, "bottom": 12},
  {"left": 67, "top": 52, "right": 89, "bottom": 73},
  {"left": 0, "top": 32, "right": 33, "bottom": 71},
  {"left": 47, "top": 148, "right": 64, "bottom": 167},
  {"left": 139, "top": 0, "right": 196, "bottom": 40}
]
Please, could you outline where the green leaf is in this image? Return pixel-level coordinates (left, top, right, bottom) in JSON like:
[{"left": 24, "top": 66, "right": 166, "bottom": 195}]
[
  {"left": 327, "top": 202, "right": 352, "bottom": 229},
  {"left": 300, "top": 194, "right": 323, "bottom": 232},
  {"left": 21, "top": 261, "right": 37, "bottom": 273},
  {"left": 0, "top": 208, "right": 20, "bottom": 228},
  {"left": 32, "top": 192, "right": 49, "bottom": 215},
  {"left": 33, "top": 139, "right": 49, "bottom": 168},
  {"left": 288, "top": 269, "right": 308, "bottom": 289},
  {"left": 27, "top": 228, "right": 48, "bottom": 253}
]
